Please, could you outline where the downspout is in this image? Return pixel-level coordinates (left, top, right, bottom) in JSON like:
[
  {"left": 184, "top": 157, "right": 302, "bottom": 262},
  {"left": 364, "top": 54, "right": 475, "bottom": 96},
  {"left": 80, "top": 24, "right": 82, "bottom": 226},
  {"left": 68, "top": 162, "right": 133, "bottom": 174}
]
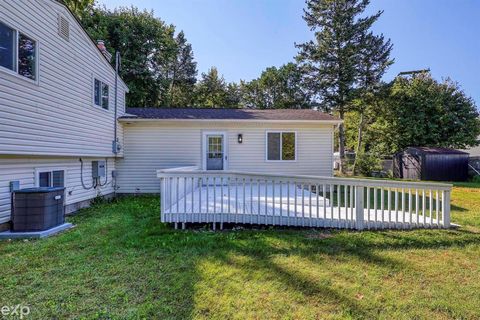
[
  {"left": 114, "top": 51, "right": 119, "bottom": 153},
  {"left": 113, "top": 51, "right": 120, "bottom": 195}
]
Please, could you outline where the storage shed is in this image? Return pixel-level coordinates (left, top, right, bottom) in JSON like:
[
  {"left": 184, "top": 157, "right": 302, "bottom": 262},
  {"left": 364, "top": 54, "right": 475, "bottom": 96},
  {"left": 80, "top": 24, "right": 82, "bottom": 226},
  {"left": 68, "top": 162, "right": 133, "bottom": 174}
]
[{"left": 393, "top": 147, "right": 469, "bottom": 181}]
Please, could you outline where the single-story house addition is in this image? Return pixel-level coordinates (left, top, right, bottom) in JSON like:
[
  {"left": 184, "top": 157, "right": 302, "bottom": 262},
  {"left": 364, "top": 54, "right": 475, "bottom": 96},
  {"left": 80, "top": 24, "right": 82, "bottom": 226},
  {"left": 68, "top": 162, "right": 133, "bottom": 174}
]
[{"left": 116, "top": 108, "right": 341, "bottom": 194}]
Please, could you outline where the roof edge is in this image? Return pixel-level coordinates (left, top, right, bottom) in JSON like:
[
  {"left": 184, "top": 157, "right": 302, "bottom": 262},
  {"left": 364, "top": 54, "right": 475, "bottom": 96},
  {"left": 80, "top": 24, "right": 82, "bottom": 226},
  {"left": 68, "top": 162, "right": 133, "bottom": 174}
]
[{"left": 118, "top": 118, "right": 343, "bottom": 124}]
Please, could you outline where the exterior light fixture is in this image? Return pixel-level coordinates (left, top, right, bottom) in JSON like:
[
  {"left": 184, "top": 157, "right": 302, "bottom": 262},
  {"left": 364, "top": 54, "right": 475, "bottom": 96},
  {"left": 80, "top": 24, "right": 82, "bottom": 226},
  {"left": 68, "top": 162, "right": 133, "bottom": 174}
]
[{"left": 238, "top": 134, "right": 243, "bottom": 144}]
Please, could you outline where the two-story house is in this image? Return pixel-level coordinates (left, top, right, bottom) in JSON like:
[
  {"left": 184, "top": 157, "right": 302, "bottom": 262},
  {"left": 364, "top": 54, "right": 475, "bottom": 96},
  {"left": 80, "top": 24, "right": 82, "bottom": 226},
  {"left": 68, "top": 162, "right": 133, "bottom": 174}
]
[
  {"left": 0, "top": 0, "right": 129, "bottom": 229},
  {"left": 0, "top": 0, "right": 343, "bottom": 232}
]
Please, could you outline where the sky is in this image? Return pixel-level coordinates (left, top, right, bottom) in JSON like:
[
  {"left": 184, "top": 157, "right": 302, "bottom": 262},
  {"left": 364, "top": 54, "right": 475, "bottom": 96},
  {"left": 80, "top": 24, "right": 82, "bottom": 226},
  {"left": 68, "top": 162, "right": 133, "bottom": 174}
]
[{"left": 97, "top": 0, "right": 479, "bottom": 105}]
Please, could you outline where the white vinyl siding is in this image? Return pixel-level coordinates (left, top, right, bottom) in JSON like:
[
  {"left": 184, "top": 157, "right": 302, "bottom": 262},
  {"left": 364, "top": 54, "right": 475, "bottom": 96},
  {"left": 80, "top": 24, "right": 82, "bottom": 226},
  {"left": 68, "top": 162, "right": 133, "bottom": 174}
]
[
  {"left": 0, "top": 156, "right": 115, "bottom": 223},
  {"left": 116, "top": 121, "right": 334, "bottom": 193},
  {"left": 0, "top": 0, "right": 127, "bottom": 157}
]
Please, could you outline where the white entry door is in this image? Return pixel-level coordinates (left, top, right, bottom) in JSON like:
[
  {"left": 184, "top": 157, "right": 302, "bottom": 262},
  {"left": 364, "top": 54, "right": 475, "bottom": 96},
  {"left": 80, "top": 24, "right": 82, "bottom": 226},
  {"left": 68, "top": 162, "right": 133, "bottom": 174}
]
[{"left": 203, "top": 132, "right": 227, "bottom": 170}]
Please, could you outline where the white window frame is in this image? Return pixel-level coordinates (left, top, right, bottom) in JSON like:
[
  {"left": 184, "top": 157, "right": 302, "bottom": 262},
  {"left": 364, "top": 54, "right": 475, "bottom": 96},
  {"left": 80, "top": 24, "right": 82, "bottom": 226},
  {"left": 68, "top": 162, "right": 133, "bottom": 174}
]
[
  {"left": 265, "top": 131, "right": 297, "bottom": 162},
  {"left": 34, "top": 168, "right": 67, "bottom": 188},
  {"left": 0, "top": 20, "right": 39, "bottom": 84},
  {"left": 92, "top": 76, "right": 110, "bottom": 110}
]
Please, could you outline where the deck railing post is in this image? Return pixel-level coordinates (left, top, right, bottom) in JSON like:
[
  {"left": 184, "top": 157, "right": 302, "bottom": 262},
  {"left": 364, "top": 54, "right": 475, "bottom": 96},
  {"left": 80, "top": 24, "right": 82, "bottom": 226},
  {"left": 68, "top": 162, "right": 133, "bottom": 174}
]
[
  {"left": 160, "top": 177, "right": 165, "bottom": 222},
  {"left": 355, "top": 186, "right": 364, "bottom": 230},
  {"left": 443, "top": 190, "right": 451, "bottom": 228}
]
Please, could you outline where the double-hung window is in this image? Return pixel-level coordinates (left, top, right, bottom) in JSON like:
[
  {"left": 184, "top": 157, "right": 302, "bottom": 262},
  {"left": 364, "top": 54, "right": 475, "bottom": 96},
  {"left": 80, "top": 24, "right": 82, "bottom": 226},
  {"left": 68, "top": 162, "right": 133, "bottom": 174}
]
[
  {"left": 266, "top": 131, "right": 296, "bottom": 161},
  {"left": 94, "top": 78, "right": 109, "bottom": 109},
  {"left": 37, "top": 170, "right": 65, "bottom": 188},
  {"left": 0, "top": 21, "right": 37, "bottom": 81}
]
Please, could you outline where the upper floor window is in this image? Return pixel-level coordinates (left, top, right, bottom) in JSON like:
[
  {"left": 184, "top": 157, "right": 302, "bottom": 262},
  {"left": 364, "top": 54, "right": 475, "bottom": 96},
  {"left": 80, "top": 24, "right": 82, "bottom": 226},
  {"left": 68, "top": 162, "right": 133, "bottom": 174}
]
[
  {"left": 94, "top": 78, "right": 109, "bottom": 109},
  {"left": 0, "top": 21, "right": 37, "bottom": 81},
  {"left": 266, "top": 131, "right": 296, "bottom": 161}
]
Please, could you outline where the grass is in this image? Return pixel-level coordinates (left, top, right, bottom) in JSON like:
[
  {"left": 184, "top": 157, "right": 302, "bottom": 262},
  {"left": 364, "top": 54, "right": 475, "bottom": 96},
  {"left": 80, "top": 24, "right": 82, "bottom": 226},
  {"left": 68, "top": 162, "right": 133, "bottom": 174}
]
[{"left": 0, "top": 183, "right": 479, "bottom": 319}]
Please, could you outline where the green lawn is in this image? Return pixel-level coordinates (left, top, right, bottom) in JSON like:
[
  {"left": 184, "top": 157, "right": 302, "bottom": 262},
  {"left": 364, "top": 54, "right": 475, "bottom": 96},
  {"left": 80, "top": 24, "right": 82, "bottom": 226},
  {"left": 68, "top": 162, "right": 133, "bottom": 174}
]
[{"left": 0, "top": 183, "right": 479, "bottom": 319}]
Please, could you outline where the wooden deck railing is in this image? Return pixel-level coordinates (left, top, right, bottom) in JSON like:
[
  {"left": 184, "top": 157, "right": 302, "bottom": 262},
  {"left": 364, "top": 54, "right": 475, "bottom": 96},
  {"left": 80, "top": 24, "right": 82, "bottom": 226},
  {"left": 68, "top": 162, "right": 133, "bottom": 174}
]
[{"left": 157, "top": 168, "right": 452, "bottom": 230}]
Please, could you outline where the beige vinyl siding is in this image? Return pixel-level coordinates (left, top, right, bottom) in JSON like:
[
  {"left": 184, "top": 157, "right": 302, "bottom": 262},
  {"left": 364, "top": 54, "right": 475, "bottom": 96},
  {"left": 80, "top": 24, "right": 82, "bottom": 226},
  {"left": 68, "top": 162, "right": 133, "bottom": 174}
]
[
  {"left": 0, "top": 0, "right": 127, "bottom": 157},
  {"left": 0, "top": 156, "right": 115, "bottom": 223},
  {"left": 116, "top": 121, "right": 334, "bottom": 194},
  {"left": 463, "top": 136, "right": 480, "bottom": 157}
]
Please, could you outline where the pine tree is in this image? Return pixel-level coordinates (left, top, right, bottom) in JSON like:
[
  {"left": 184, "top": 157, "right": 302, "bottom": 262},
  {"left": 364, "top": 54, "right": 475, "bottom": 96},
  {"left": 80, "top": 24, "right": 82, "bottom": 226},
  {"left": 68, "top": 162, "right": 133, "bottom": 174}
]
[
  {"left": 194, "top": 67, "right": 228, "bottom": 107},
  {"left": 296, "top": 0, "right": 388, "bottom": 173},
  {"left": 163, "top": 31, "right": 198, "bottom": 107},
  {"left": 352, "top": 33, "right": 393, "bottom": 173}
]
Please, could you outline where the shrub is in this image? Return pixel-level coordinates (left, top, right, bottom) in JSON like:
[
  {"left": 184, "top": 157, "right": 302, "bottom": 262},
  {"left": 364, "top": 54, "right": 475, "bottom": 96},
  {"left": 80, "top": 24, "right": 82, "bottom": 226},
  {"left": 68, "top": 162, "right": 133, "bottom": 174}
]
[{"left": 354, "top": 153, "right": 382, "bottom": 176}]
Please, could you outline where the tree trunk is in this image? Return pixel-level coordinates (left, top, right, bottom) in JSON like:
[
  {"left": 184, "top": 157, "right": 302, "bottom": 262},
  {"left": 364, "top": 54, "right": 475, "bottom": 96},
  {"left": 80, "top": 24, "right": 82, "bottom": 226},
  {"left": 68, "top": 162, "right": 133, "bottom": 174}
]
[
  {"left": 352, "top": 111, "right": 364, "bottom": 175},
  {"left": 338, "top": 109, "right": 346, "bottom": 174}
]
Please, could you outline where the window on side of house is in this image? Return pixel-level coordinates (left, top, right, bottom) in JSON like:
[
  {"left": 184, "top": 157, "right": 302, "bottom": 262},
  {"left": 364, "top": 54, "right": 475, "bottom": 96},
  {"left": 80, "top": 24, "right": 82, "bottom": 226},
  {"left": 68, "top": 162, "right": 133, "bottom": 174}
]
[
  {"left": 18, "top": 32, "right": 36, "bottom": 80},
  {"left": 38, "top": 170, "right": 65, "bottom": 188},
  {"left": 0, "top": 21, "right": 37, "bottom": 81},
  {"left": 0, "top": 21, "right": 16, "bottom": 71},
  {"left": 94, "top": 78, "right": 109, "bottom": 109},
  {"left": 101, "top": 82, "right": 109, "bottom": 109},
  {"left": 266, "top": 131, "right": 296, "bottom": 161}
]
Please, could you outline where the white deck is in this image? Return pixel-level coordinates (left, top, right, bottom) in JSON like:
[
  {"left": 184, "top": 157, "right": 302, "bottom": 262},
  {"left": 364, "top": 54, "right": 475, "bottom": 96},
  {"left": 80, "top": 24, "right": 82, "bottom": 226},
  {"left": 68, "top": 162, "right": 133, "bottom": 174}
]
[{"left": 163, "top": 183, "right": 442, "bottom": 229}]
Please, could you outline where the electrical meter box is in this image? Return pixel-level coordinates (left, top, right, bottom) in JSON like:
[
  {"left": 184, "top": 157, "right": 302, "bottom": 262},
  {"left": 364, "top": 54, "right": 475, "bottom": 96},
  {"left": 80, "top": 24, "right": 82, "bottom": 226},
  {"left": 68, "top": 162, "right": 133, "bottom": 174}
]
[{"left": 92, "top": 161, "right": 106, "bottom": 178}]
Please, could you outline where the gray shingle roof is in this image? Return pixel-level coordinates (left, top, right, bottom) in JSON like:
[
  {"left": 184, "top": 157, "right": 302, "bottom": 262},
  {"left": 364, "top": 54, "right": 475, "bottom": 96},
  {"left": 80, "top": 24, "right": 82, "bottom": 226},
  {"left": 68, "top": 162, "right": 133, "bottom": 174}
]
[{"left": 121, "top": 108, "right": 340, "bottom": 122}]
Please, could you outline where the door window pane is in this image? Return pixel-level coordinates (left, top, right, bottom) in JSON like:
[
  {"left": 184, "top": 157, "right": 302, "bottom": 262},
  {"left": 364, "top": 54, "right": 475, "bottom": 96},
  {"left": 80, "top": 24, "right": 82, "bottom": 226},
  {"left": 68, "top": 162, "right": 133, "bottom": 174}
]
[
  {"left": 206, "top": 135, "right": 224, "bottom": 170},
  {"left": 18, "top": 33, "right": 36, "bottom": 80},
  {"left": 267, "top": 133, "right": 281, "bottom": 160},
  {"left": 0, "top": 22, "right": 16, "bottom": 71},
  {"left": 39, "top": 172, "right": 51, "bottom": 187},
  {"left": 282, "top": 133, "right": 296, "bottom": 160}
]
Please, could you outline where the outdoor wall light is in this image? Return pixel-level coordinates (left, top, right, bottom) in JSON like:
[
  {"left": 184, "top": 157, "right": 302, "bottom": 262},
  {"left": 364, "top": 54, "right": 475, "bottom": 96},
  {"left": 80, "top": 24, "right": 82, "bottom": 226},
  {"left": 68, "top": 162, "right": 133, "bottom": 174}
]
[{"left": 238, "top": 134, "right": 243, "bottom": 144}]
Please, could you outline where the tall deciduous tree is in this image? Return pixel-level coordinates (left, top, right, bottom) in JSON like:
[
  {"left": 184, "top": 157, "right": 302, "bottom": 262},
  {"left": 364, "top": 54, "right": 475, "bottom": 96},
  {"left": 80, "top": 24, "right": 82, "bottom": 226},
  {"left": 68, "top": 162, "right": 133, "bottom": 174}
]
[
  {"left": 241, "top": 63, "right": 311, "bottom": 109},
  {"left": 296, "top": 0, "right": 386, "bottom": 173},
  {"left": 377, "top": 74, "right": 480, "bottom": 153},
  {"left": 63, "top": 0, "right": 95, "bottom": 19},
  {"left": 81, "top": 7, "right": 196, "bottom": 107}
]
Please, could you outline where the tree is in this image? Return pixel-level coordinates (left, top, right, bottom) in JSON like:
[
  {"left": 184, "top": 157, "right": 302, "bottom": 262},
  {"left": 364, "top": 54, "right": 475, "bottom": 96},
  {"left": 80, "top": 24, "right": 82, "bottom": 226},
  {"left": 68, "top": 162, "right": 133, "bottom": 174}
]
[
  {"left": 370, "top": 73, "right": 480, "bottom": 154},
  {"left": 241, "top": 63, "right": 311, "bottom": 109},
  {"left": 63, "top": 0, "right": 95, "bottom": 19},
  {"left": 352, "top": 33, "right": 393, "bottom": 173},
  {"left": 296, "top": 0, "right": 387, "bottom": 173},
  {"left": 81, "top": 7, "right": 196, "bottom": 107},
  {"left": 194, "top": 67, "right": 239, "bottom": 108},
  {"left": 161, "top": 31, "right": 198, "bottom": 107}
]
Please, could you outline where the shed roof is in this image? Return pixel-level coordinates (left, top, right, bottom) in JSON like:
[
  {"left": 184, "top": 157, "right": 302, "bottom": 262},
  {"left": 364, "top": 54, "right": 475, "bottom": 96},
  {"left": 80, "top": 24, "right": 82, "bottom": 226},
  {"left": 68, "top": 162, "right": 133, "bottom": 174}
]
[
  {"left": 405, "top": 147, "right": 469, "bottom": 155},
  {"left": 121, "top": 108, "right": 340, "bottom": 122}
]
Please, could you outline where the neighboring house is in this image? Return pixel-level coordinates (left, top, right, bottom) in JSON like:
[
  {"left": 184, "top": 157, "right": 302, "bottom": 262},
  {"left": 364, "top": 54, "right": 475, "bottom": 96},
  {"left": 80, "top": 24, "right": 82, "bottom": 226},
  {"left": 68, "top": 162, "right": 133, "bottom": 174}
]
[
  {"left": 463, "top": 138, "right": 480, "bottom": 157},
  {"left": 0, "top": 0, "right": 129, "bottom": 228},
  {"left": 116, "top": 108, "right": 340, "bottom": 193}
]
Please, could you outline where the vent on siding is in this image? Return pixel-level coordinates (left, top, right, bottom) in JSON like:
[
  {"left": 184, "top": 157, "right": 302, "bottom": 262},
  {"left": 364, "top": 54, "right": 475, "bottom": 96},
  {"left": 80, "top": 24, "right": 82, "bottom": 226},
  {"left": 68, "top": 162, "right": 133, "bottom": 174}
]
[{"left": 58, "top": 15, "right": 70, "bottom": 41}]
